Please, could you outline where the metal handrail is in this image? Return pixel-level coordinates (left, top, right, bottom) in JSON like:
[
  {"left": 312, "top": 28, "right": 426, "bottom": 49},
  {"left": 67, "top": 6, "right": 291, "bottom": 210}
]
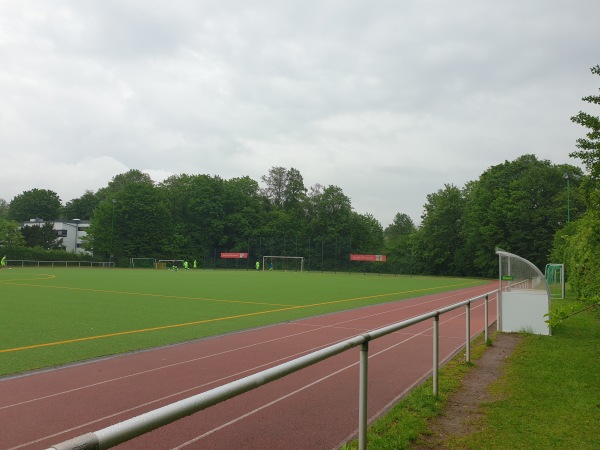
[{"left": 48, "top": 289, "right": 497, "bottom": 450}]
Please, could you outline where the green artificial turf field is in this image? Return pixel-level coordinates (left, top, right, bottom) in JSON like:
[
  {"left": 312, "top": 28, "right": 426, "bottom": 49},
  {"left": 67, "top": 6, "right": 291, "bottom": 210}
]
[{"left": 0, "top": 267, "right": 486, "bottom": 376}]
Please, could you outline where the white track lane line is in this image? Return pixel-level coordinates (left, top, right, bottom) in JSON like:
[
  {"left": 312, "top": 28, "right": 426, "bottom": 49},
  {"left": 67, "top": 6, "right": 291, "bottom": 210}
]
[
  {"left": 13, "top": 299, "right": 493, "bottom": 450},
  {"left": 170, "top": 309, "right": 474, "bottom": 449},
  {"left": 2, "top": 286, "right": 494, "bottom": 411}
]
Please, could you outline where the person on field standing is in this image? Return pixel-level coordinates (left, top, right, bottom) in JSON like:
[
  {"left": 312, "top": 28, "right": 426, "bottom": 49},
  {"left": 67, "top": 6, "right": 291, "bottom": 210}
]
[
  {"left": 256, "top": 261, "right": 260, "bottom": 271},
  {"left": 0, "top": 255, "right": 6, "bottom": 270}
]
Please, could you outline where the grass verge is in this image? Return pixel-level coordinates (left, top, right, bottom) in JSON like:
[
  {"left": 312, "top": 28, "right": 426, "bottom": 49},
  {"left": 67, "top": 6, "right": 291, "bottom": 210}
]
[
  {"left": 341, "top": 297, "right": 600, "bottom": 449},
  {"left": 450, "top": 299, "right": 600, "bottom": 449},
  {"left": 341, "top": 332, "right": 493, "bottom": 450}
]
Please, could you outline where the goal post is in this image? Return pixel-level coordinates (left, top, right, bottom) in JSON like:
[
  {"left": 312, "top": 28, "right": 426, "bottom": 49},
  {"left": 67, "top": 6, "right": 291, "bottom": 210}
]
[
  {"left": 157, "top": 259, "right": 185, "bottom": 269},
  {"left": 262, "top": 256, "right": 304, "bottom": 272},
  {"left": 545, "top": 263, "right": 565, "bottom": 299},
  {"left": 130, "top": 258, "right": 156, "bottom": 269}
]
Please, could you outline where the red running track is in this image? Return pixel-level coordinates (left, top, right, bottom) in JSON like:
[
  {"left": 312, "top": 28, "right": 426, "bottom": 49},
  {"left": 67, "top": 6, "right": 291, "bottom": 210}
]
[{"left": 0, "top": 283, "right": 497, "bottom": 450}]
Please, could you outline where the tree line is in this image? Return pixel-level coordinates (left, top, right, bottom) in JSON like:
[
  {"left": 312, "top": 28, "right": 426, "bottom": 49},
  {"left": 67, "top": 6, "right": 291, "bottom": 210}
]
[
  {"left": 0, "top": 168, "right": 385, "bottom": 270},
  {"left": 1, "top": 65, "right": 598, "bottom": 298},
  {"left": 0, "top": 156, "right": 582, "bottom": 277}
]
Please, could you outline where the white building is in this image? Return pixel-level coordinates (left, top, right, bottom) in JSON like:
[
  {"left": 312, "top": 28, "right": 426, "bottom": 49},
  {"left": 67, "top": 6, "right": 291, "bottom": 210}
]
[{"left": 21, "top": 219, "right": 91, "bottom": 254}]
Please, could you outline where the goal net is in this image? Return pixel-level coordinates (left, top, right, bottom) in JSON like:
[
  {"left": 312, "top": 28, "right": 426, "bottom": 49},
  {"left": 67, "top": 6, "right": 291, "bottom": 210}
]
[
  {"left": 157, "top": 259, "right": 185, "bottom": 269},
  {"left": 262, "top": 256, "right": 304, "bottom": 272},
  {"left": 545, "top": 263, "right": 565, "bottom": 299},
  {"left": 130, "top": 258, "right": 156, "bottom": 269}
]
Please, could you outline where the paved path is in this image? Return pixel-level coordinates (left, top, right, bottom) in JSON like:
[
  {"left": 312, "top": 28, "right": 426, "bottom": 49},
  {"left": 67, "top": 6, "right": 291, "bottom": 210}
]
[{"left": 0, "top": 283, "right": 497, "bottom": 450}]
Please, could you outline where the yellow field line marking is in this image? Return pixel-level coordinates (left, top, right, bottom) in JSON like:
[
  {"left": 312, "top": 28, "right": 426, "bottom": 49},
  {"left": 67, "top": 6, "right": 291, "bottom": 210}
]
[
  {"left": 0, "top": 281, "right": 479, "bottom": 354},
  {"left": 322, "top": 281, "right": 480, "bottom": 304},
  {"left": 0, "top": 307, "right": 295, "bottom": 354},
  {"left": 0, "top": 281, "right": 294, "bottom": 307},
  {"left": 0, "top": 274, "right": 56, "bottom": 283}
]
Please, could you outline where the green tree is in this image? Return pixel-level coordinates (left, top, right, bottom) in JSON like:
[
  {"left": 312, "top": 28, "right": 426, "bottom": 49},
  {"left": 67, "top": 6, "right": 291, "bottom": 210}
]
[
  {"left": 554, "top": 212, "right": 600, "bottom": 299},
  {"left": 115, "top": 183, "right": 170, "bottom": 259},
  {"left": 462, "top": 155, "right": 582, "bottom": 277},
  {"left": 413, "top": 184, "right": 466, "bottom": 276},
  {"left": 259, "top": 162, "right": 308, "bottom": 244},
  {"left": 83, "top": 200, "right": 116, "bottom": 259},
  {"left": 20, "top": 223, "right": 63, "bottom": 249},
  {"left": 63, "top": 190, "right": 100, "bottom": 221},
  {"left": 549, "top": 67, "right": 600, "bottom": 300},
  {"left": 283, "top": 167, "right": 307, "bottom": 212},
  {"left": 350, "top": 212, "right": 384, "bottom": 253},
  {"left": 0, "top": 199, "right": 8, "bottom": 219},
  {"left": 222, "top": 176, "right": 265, "bottom": 249},
  {"left": 302, "top": 183, "right": 324, "bottom": 229},
  {"left": 384, "top": 213, "right": 416, "bottom": 241},
  {"left": 260, "top": 166, "right": 307, "bottom": 211},
  {"left": 569, "top": 65, "right": 600, "bottom": 178},
  {"left": 183, "top": 175, "right": 226, "bottom": 251},
  {"left": 85, "top": 171, "right": 169, "bottom": 262},
  {"left": 260, "top": 209, "right": 295, "bottom": 251},
  {"left": 310, "top": 185, "right": 353, "bottom": 237},
  {"left": 98, "top": 169, "right": 154, "bottom": 197},
  {"left": 0, "top": 218, "right": 26, "bottom": 248},
  {"left": 158, "top": 174, "right": 226, "bottom": 256},
  {"left": 8, "top": 189, "right": 62, "bottom": 221},
  {"left": 384, "top": 212, "right": 416, "bottom": 275},
  {"left": 158, "top": 174, "right": 198, "bottom": 257}
]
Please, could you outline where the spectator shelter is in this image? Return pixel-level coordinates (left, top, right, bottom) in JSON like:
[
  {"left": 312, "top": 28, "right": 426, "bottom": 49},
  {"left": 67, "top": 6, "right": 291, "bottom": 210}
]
[{"left": 496, "top": 248, "right": 551, "bottom": 335}]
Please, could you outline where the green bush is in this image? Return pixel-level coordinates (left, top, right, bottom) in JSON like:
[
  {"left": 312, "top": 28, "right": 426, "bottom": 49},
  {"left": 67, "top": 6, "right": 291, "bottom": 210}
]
[
  {"left": 1, "top": 246, "right": 102, "bottom": 262},
  {"left": 555, "top": 211, "right": 600, "bottom": 301}
]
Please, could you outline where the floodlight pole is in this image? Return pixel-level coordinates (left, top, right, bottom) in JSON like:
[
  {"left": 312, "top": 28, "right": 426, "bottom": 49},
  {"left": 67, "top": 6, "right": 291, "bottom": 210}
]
[
  {"left": 110, "top": 199, "right": 116, "bottom": 263},
  {"left": 72, "top": 219, "right": 80, "bottom": 254},
  {"left": 564, "top": 173, "right": 570, "bottom": 223}
]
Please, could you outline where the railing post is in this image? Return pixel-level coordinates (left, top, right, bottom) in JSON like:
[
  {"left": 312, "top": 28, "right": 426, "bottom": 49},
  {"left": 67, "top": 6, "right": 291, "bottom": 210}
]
[
  {"left": 433, "top": 313, "right": 439, "bottom": 396},
  {"left": 358, "top": 340, "right": 369, "bottom": 450},
  {"left": 484, "top": 294, "right": 489, "bottom": 342},
  {"left": 46, "top": 290, "right": 500, "bottom": 450},
  {"left": 465, "top": 302, "right": 471, "bottom": 363}
]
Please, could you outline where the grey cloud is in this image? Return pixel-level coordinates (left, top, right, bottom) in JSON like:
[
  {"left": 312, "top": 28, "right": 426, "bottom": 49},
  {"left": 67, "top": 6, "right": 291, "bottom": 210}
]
[{"left": 0, "top": 0, "right": 597, "bottom": 226}]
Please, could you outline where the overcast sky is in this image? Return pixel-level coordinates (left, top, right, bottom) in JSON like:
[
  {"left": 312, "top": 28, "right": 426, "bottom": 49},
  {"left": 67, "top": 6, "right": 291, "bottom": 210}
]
[{"left": 1, "top": 1, "right": 598, "bottom": 227}]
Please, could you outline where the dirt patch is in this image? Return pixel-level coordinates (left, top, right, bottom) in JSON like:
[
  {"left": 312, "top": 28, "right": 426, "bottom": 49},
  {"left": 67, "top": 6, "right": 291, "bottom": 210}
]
[{"left": 414, "top": 332, "right": 521, "bottom": 449}]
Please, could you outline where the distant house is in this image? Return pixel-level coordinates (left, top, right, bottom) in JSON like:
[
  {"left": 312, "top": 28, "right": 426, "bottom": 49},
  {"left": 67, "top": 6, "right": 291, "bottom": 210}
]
[{"left": 21, "top": 219, "right": 91, "bottom": 254}]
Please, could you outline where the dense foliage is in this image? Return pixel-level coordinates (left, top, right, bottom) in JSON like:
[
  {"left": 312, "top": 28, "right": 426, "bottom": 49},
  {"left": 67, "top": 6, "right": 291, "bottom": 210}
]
[
  {"left": 1, "top": 66, "right": 599, "bottom": 291},
  {"left": 556, "top": 65, "right": 600, "bottom": 301},
  {"left": 20, "top": 223, "right": 63, "bottom": 249},
  {"left": 569, "top": 65, "right": 600, "bottom": 179},
  {"left": 461, "top": 156, "right": 583, "bottom": 277},
  {"left": 0, "top": 218, "right": 26, "bottom": 248},
  {"left": 0, "top": 158, "right": 585, "bottom": 275},
  {"left": 0, "top": 155, "right": 589, "bottom": 277},
  {"left": 8, "top": 188, "right": 62, "bottom": 222}
]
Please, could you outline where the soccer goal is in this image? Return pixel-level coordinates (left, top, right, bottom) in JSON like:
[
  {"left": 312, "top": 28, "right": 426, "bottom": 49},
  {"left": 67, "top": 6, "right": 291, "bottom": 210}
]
[
  {"left": 157, "top": 259, "right": 185, "bottom": 270},
  {"left": 130, "top": 258, "right": 156, "bottom": 269},
  {"left": 545, "top": 263, "right": 565, "bottom": 299},
  {"left": 262, "top": 256, "right": 304, "bottom": 272}
]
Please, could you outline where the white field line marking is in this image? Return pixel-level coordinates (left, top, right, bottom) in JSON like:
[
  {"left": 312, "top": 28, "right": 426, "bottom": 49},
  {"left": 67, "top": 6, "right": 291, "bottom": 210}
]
[
  {"left": 0, "top": 287, "right": 494, "bottom": 410},
  {"left": 10, "top": 300, "right": 489, "bottom": 450},
  {"left": 171, "top": 309, "right": 475, "bottom": 449},
  {"left": 6, "top": 339, "right": 354, "bottom": 450},
  {"left": 295, "top": 285, "right": 494, "bottom": 330},
  {"left": 1, "top": 288, "right": 495, "bottom": 411}
]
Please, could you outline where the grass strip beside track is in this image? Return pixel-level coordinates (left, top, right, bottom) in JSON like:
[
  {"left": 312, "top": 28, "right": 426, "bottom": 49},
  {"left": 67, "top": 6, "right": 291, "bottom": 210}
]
[{"left": 341, "top": 295, "right": 600, "bottom": 449}]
